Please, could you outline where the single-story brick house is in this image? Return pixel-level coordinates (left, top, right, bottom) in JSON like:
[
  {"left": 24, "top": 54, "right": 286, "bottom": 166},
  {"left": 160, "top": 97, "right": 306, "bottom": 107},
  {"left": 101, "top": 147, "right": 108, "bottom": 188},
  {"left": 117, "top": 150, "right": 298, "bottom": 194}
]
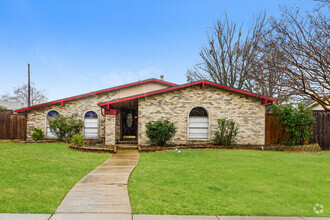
[{"left": 14, "top": 78, "right": 277, "bottom": 146}]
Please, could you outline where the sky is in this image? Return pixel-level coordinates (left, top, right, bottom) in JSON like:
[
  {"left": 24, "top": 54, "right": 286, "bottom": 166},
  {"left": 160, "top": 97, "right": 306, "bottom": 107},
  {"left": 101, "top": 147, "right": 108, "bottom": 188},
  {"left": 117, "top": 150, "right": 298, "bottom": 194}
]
[{"left": 0, "top": 0, "right": 318, "bottom": 101}]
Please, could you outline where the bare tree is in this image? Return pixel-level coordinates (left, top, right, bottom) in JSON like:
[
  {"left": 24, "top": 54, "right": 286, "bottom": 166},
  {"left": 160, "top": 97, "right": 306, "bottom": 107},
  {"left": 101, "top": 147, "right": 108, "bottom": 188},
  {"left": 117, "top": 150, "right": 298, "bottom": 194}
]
[
  {"left": 267, "top": 6, "right": 330, "bottom": 111},
  {"left": 249, "top": 31, "right": 293, "bottom": 102},
  {"left": 1, "top": 83, "right": 48, "bottom": 106},
  {"left": 186, "top": 12, "right": 267, "bottom": 90}
]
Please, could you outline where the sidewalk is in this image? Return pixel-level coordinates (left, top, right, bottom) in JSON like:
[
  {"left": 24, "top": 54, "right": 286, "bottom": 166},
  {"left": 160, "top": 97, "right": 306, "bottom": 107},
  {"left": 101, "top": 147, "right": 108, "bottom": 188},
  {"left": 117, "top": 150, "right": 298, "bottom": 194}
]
[{"left": 0, "top": 213, "right": 328, "bottom": 220}]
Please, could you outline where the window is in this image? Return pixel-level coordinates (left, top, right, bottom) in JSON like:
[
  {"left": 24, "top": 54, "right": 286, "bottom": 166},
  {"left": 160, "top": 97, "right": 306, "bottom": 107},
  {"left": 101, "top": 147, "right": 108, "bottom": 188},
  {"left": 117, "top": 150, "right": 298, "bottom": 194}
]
[
  {"left": 47, "top": 110, "right": 59, "bottom": 138},
  {"left": 188, "top": 107, "right": 208, "bottom": 139},
  {"left": 84, "top": 111, "right": 98, "bottom": 138}
]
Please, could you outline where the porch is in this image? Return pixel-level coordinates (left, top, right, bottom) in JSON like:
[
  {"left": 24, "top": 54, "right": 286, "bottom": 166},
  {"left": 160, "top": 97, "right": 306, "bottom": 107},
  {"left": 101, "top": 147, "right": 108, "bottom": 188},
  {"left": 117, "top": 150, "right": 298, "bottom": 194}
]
[{"left": 103, "top": 100, "right": 138, "bottom": 145}]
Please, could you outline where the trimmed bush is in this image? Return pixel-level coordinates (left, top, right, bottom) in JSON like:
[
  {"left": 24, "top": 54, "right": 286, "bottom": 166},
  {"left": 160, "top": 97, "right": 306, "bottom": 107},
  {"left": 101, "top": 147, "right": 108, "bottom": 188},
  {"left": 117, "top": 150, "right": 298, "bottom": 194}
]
[
  {"left": 71, "top": 134, "right": 84, "bottom": 147},
  {"left": 48, "top": 114, "right": 84, "bottom": 142},
  {"left": 146, "top": 120, "right": 176, "bottom": 146},
  {"left": 272, "top": 103, "right": 315, "bottom": 146},
  {"left": 212, "top": 118, "right": 239, "bottom": 147},
  {"left": 31, "top": 128, "right": 44, "bottom": 141}
]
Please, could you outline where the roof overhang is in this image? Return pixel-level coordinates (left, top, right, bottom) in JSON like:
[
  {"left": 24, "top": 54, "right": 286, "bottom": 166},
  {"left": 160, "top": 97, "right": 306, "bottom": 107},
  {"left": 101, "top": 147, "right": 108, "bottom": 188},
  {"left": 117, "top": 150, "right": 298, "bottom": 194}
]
[
  {"left": 14, "top": 78, "right": 176, "bottom": 113},
  {"left": 98, "top": 80, "right": 278, "bottom": 109}
]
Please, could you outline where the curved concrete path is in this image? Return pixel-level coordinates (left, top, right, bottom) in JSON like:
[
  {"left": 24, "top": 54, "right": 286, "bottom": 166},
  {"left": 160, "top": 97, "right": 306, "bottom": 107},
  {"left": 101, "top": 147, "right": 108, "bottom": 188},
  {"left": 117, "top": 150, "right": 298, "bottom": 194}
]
[{"left": 55, "top": 149, "right": 140, "bottom": 214}]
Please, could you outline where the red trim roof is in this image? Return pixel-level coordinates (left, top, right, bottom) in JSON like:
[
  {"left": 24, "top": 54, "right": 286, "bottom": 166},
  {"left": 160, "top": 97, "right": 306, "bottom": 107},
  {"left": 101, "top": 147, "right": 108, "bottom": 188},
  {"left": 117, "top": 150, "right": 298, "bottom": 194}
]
[
  {"left": 98, "top": 80, "right": 277, "bottom": 107},
  {"left": 14, "top": 78, "right": 176, "bottom": 113}
]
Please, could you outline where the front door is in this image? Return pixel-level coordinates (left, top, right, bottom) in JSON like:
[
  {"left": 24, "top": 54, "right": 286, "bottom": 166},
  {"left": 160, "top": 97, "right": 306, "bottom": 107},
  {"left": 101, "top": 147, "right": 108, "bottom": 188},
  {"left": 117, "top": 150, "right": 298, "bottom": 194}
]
[{"left": 121, "top": 109, "right": 138, "bottom": 140}]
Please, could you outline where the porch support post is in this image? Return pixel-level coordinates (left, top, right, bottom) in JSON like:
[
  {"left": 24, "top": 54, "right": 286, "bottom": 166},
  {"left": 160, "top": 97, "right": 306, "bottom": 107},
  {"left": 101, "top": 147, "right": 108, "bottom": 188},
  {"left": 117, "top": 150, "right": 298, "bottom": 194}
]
[{"left": 105, "top": 114, "right": 116, "bottom": 145}]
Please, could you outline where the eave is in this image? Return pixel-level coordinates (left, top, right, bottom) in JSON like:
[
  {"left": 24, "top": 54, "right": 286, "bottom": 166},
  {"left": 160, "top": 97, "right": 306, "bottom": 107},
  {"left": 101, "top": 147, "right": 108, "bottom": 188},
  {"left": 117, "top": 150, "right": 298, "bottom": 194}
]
[{"left": 14, "top": 78, "right": 176, "bottom": 113}]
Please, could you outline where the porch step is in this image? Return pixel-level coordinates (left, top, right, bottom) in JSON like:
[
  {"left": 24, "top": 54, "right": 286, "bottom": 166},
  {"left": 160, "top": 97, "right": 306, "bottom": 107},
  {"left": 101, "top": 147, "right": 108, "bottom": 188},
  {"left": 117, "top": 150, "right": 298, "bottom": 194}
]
[
  {"left": 117, "top": 140, "right": 138, "bottom": 144},
  {"left": 116, "top": 144, "right": 138, "bottom": 150}
]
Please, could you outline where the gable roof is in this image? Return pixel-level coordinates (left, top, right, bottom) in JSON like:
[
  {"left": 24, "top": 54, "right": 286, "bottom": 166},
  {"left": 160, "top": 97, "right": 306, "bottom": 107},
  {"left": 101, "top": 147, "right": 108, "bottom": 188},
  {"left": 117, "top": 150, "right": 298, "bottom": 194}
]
[
  {"left": 14, "top": 78, "right": 176, "bottom": 113},
  {"left": 98, "top": 80, "right": 277, "bottom": 108},
  {"left": 308, "top": 95, "right": 330, "bottom": 108}
]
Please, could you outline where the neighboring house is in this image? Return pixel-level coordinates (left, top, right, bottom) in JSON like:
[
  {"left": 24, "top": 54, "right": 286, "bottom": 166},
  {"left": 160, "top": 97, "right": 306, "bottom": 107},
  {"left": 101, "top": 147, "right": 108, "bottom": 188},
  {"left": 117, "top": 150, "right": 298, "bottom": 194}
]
[
  {"left": 308, "top": 97, "right": 329, "bottom": 111},
  {"left": 14, "top": 78, "right": 277, "bottom": 146},
  {"left": 0, "top": 101, "right": 26, "bottom": 110}
]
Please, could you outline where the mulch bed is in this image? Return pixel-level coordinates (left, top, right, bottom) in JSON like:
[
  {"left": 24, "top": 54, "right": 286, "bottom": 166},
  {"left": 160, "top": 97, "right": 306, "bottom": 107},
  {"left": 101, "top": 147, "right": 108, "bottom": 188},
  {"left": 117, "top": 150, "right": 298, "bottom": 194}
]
[{"left": 139, "top": 143, "right": 322, "bottom": 153}]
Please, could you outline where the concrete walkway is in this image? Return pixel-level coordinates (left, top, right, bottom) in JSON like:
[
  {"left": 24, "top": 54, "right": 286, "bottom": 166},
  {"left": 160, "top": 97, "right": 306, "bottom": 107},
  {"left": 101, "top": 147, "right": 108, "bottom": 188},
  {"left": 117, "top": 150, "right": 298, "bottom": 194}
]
[{"left": 55, "top": 149, "right": 140, "bottom": 214}]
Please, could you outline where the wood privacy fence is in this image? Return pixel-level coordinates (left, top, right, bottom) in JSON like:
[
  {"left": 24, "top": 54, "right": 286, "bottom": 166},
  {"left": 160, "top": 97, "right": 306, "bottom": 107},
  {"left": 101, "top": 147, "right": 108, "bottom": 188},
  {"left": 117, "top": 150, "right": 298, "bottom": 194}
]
[
  {"left": 0, "top": 110, "right": 27, "bottom": 139},
  {"left": 311, "top": 111, "right": 330, "bottom": 150},
  {"left": 265, "top": 111, "right": 330, "bottom": 150},
  {"left": 265, "top": 113, "right": 283, "bottom": 145}
]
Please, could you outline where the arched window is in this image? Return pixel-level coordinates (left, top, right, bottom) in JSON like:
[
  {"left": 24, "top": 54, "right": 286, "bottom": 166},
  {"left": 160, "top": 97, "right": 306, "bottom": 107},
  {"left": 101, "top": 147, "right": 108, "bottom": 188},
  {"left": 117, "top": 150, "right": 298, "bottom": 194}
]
[
  {"left": 84, "top": 111, "right": 98, "bottom": 138},
  {"left": 188, "top": 107, "right": 208, "bottom": 139},
  {"left": 47, "top": 110, "right": 59, "bottom": 138}
]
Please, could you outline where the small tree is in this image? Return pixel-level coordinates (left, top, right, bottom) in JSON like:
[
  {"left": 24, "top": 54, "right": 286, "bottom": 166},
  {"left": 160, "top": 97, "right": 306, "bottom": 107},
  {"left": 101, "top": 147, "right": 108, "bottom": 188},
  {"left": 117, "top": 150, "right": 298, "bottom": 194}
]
[
  {"left": 146, "top": 120, "right": 176, "bottom": 146},
  {"left": 0, "top": 105, "right": 6, "bottom": 110},
  {"left": 212, "top": 118, "right": 239, "bottom": 147},
  {"left": 48, "top": 114, "right": 84, "bottom": 142},
  {"left": 272, "top": 104, "right": 315, "bottom": 146}
]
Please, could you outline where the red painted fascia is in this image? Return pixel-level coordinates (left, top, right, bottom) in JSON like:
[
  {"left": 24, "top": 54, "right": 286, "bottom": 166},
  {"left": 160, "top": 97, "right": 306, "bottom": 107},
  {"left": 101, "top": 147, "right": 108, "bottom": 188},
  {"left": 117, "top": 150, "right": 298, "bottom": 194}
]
[
  {"left": 205, "top": 81, "right": 278, "bottom": 102},
  {"left": 98, "top": 80, "right": 277, "bottom": 107},
  {"left": 14, "top": 78, "right": 177, "bottom": 113}
]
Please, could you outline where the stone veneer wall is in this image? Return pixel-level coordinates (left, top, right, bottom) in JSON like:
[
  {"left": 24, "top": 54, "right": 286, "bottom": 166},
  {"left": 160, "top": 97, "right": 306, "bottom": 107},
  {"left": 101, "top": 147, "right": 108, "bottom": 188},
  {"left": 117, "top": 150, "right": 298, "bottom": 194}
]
[
  {"left": 26, "top": 91, "right": 117, "bottom": 140},
  {"left": 25, "top": 81, "right": 171, "bottom": 141},
  {"left": 138, "top": 84, "right": 265, "bottom": 146}
]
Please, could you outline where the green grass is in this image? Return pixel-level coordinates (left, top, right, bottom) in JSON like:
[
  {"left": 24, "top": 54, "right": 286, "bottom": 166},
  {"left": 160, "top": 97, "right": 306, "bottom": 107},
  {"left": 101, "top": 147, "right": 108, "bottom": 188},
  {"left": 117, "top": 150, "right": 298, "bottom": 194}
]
[
  {"left": 0, "top": 142, "right": 109, "bottom": 213},
  {"left": 128, "top": 150, "right": 330, "bottom": 216}
]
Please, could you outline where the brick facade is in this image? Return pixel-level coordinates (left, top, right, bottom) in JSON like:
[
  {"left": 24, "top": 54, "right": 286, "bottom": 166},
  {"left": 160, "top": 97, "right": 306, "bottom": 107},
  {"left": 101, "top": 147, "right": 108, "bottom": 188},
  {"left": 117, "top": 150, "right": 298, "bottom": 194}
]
[
  {"left": 138, "top": 84, "right": 265, "bottom": 145},
  {"left": 25, "top": 82, "right": 170, "bottom": 142},
  {"left": 26, "top": 93, "right": 112, "bottom": 140},
  {"left": 24, "top": 82, "right": 265, "bottom": 146}
]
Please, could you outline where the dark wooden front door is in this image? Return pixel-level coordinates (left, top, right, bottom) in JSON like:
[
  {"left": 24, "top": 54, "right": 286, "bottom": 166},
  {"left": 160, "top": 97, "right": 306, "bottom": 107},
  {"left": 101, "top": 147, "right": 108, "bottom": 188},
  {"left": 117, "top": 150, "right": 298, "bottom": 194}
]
[{"left": 121, "top": 109, "right": 138, "bottom": 140}]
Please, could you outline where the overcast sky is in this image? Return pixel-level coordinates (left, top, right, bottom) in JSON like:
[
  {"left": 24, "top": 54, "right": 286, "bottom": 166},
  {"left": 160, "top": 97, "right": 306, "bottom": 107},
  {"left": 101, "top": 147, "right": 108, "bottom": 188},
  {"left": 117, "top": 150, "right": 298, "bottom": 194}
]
[{"left": 0, "top": 0, "right": 317, "bottom": 100}]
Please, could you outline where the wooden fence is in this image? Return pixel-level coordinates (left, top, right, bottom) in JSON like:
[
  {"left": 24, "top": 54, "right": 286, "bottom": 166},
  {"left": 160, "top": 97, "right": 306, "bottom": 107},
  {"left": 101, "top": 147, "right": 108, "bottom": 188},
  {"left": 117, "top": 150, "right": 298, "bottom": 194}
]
[
  {"left": 265, "top": 111, "right": 330, "bottom": 150},
  {"left": 311, "top": 111, "right": 330, "bottom": 150},
  {"left": 0, "top": 110, "right": 27, "bottom": 140},
  {"left": 265, "top": 113, "right": 284, "bottom": 145}
]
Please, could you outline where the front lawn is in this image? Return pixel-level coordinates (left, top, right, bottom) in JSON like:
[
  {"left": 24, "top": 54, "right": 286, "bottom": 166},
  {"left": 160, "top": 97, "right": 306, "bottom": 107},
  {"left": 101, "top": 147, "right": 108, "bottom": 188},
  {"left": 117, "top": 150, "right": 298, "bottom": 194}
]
[
  {"left": 0, "top": 142, "right": 109, "bottom": 213},
  {"left": 128, "top": 150, "right": 329, "bottom": 216}
]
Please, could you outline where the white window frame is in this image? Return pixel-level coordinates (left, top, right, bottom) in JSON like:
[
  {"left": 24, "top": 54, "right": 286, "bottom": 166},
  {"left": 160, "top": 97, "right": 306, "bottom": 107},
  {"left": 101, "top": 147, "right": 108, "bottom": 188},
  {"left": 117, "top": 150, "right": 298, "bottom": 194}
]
[
  {"left": 46, "top": 110, "right": 60, "bottom": 139},
  {"left": 187, "top": 106, "right": 210, "bottom": 140},
  {"left": 83, "top": 111, "right": 99, "bottom": 139}
]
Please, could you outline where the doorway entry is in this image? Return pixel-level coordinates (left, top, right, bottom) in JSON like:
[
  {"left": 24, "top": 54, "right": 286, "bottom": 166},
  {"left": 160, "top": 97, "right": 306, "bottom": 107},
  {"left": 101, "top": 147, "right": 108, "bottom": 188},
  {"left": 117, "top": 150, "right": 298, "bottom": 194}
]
[{"left": 121, "top": 108, "right": 138, "bottom": 140}]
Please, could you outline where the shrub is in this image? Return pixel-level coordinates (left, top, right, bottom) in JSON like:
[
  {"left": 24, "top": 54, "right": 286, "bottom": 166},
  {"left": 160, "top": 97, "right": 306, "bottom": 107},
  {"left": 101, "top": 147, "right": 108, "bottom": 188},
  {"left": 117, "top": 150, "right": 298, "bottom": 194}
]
[
  {"left": 31, "top": 128, "right": 44, "bottom": 141},
  {"left": 212, "top": 118, "right": 239, "bottom": 147},
  {"left": 0, "top": 105, "right": 6, "bottom": 110},
  {"left": 146, "top": 120, "right": 176, "bottom": 146},
  {"left": 71, "top": 134, "right": 84, "bottom": 147},
  {"left": 48, "top": 114, "right": 84, "bottom": 142},
  {"left": 272, "top": 103, "right": 315, "bottom": 146}
]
